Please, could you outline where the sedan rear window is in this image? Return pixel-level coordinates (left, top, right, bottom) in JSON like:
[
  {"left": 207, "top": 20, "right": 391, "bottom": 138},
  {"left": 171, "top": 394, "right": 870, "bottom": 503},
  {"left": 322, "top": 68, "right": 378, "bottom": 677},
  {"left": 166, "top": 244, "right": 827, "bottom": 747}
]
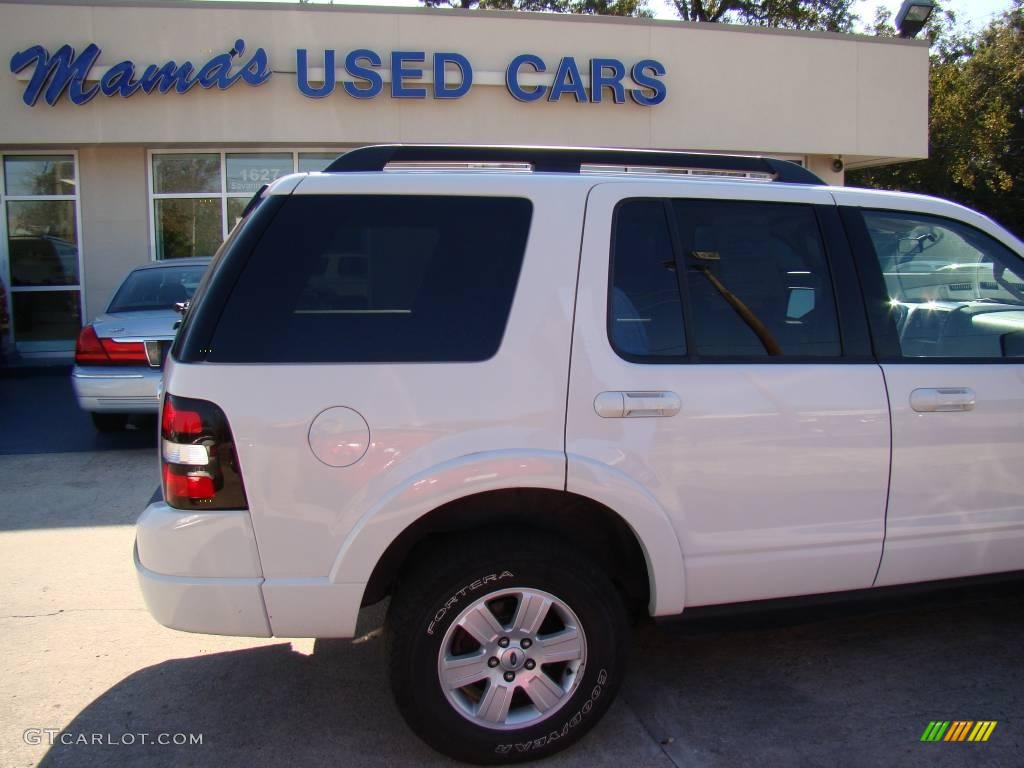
[{"left": 108, "top": 266, "right": 207, "bottom": 313}]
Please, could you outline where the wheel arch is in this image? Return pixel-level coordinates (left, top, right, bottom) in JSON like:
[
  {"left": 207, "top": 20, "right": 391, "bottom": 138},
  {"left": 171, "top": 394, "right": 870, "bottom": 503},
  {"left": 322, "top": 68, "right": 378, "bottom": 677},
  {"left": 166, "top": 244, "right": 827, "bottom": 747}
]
[{"left": 360, "top": 487, "right": 655, "bottom": 619}]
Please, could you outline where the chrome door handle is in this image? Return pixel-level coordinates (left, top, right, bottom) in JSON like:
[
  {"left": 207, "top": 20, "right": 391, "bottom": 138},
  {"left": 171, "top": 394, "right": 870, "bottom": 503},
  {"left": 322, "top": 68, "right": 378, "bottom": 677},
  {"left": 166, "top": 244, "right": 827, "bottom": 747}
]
[
  {"left": 594, "top": 391, "right": 681, "bottom": 418},
  {"left": 910, "top": 387, "right": 976, "bottom": 413}
]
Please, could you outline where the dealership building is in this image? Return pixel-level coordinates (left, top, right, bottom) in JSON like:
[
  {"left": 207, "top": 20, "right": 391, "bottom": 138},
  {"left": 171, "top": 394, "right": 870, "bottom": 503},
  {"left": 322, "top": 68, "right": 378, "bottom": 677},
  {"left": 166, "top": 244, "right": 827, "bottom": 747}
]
[{"left": 0, "top": 0, "right": 928, "bottom": 358}]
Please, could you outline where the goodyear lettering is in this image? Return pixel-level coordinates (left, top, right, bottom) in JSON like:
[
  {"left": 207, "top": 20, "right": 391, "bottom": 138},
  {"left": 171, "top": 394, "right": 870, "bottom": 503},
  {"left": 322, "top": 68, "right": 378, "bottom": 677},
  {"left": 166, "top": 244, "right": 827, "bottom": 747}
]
[{"left": 494, "top": 669, "right": 608, "bottom": 754}]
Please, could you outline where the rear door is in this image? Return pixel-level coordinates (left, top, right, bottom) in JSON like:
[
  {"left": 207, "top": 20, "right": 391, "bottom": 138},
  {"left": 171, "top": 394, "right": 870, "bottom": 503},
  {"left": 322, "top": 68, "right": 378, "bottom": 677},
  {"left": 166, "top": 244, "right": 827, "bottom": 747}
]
[
  {"left": 567, "top": 181, "right": 891, "bottom": 609},
  {"left": 840, "top": 199, "right": 1024, "bottom": 585}
]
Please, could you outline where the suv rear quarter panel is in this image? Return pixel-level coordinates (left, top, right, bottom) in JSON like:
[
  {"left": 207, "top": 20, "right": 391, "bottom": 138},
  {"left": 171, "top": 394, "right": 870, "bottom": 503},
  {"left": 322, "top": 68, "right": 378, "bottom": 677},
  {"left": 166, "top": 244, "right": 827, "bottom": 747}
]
[{"left": 163, "top": 175, "right": 590, "bottom": 592}]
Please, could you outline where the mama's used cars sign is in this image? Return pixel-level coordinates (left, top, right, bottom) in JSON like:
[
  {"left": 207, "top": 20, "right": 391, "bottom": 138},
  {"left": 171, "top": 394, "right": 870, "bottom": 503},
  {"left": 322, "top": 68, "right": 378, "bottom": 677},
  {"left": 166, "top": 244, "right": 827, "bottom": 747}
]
[{"left": 9, "top": 39, "right": 667, "bottom": 107}]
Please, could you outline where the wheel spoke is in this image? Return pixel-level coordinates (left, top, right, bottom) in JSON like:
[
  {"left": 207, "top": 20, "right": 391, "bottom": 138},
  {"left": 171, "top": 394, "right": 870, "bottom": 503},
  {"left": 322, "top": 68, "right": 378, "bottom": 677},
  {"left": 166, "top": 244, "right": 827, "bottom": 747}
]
[
  {"left": 458, "top": 602, "right": 504, "bottom": 645},
  {"left": 522, "top": 671, "right": 565, "bottom": 713},
  {"left": 437, "top": 586, "right": 589, "bottom": 731},
  {"left": 477, "top": 681, "right": 514, "bottom": 724},
  {"left": 511, "top": 592, "right": 552, "bottom": 636},
  {"left": 440, "top": 651, "right": 492, "bottom": 690},
  {"left": 535, "top": 627, "right": 583, "bottom": 664}
]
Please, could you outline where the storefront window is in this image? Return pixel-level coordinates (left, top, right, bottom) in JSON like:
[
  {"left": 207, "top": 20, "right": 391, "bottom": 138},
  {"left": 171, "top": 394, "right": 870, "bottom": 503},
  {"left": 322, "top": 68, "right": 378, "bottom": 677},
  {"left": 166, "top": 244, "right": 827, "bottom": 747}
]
[
  {"left": 226, "top": 196, "right": 249, "bottom": 232},
  {"left": 152, "top": 153, "right": 220, "bottom": 194},
  {"left": 4, "top": 155, "right": 77, "bottom": 196},
  {"left": 226, "top": 153, "right": 293, "bottom": 195},
  {"left": 298, "top": 153, "right": 338, "bottom": 173},
  {"left": 2, "top": 152, "right": 81, "bottom": 352},
  {"left": 154, "top": 198, "right": 223, "bottom": 259},
  {"left": 150, "top": 150, "right": 345, "bottom": 259},
  {"left": 11, "top": 290, "right": 81, "bottom": 343}
]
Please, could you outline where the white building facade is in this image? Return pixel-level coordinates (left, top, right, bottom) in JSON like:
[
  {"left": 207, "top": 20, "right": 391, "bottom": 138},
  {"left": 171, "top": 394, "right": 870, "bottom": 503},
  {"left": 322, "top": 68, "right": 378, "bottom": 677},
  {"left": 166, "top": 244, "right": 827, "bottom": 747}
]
[{"left": 0, "top": 0, "right": 929, "bottom": 356}]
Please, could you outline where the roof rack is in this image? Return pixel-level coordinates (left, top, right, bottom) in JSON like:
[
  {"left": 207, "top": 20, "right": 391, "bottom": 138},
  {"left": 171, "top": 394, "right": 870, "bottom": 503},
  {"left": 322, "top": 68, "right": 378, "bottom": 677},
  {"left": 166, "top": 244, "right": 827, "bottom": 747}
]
[{"left": 323, "top": 144, "right": 825, "bottom": 185}]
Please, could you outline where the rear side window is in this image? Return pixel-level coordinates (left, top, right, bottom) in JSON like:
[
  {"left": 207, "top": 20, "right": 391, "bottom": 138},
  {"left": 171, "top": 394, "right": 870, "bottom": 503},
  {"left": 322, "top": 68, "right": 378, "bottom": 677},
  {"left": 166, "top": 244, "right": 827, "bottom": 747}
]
[
  {"left": 609, "top": 200, "right": 687, "bottom": 360},
  {"left": 673, "top": 200, "right": 841, "bottom": 359},
  {"left": 207, "top": 195, "right": 532, "bottom": 363}
]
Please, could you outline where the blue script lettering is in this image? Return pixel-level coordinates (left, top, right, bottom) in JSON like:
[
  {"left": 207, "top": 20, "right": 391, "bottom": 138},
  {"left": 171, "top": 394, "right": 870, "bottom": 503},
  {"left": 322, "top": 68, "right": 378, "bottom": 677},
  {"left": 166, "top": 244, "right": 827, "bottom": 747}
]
[
  {"left": 10, "top": 38, "right": 271, "bottom": 106},
  {"left": 236, "top": 40, "right": 271, "bottom": 87},
  {"left": 10, "top": 44, "right": 101, "bottom": 106},
  {"left": 99, "top": 60, "right": 142, "bottom": 97}
]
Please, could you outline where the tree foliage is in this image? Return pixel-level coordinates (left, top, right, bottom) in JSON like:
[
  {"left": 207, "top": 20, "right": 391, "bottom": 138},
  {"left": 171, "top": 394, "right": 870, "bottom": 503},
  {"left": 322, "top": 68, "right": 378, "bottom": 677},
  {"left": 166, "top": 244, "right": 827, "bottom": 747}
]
[
  {"left": 420, "top": 0, "right": 650, "bottom": 15},
  {"left": 672, "top": 0, "right": 855, "bottom": 31},
  {"left": 850, "top": 1, "right": 1024, "bottom": 238}
]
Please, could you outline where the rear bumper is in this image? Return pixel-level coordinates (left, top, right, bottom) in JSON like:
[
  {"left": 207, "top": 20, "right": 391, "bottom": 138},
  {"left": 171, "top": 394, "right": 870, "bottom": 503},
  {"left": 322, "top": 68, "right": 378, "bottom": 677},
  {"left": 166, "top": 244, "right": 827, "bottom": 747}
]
[
  {"left": 134, "top": 501, "right": 364, "bottom": 638},
  {"left": 134, "top": 501, "right": 271, "bottom": 637},
  {"left": 134, "top": 544, "right": 272, "bottom": 637},
  {"left": 72, "top": 365, "right": 163, "bottom": 413}
]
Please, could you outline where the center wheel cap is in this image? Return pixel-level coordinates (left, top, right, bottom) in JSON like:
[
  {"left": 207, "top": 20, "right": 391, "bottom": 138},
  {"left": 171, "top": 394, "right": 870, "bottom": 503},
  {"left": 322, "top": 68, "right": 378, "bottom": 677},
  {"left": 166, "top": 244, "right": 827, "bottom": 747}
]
[{"left": 500, "top": 647, "right": 526, "bottom": 671}]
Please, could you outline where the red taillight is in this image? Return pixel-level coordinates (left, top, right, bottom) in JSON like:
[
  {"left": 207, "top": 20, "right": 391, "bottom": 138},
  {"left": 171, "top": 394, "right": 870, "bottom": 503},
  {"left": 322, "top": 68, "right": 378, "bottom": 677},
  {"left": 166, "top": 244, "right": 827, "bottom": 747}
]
[
  {"left": 74, "top": 325, "right": 107, "bottom": 364},
  {"left": 160, "top": 393, "right": 248, "bottom": 510},
  {"left": 74, "top": 325, "right": 148, "bottom": 365},
  {"left": 101, "top": 337, "right": 147, "bottom": 364},
  {"left": 161, "top": 398, "right": 203, "bottom": 437},
  {"left": 163, "top": 464, "right": 216, "bottom": 501}
]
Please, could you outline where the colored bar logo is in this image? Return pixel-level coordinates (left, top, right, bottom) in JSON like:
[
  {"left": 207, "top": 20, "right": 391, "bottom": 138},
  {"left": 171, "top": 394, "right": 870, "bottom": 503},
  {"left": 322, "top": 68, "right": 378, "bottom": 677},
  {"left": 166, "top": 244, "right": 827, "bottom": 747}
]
[{"left": 921, "top": 721, "right": 997, "bottom": 742}]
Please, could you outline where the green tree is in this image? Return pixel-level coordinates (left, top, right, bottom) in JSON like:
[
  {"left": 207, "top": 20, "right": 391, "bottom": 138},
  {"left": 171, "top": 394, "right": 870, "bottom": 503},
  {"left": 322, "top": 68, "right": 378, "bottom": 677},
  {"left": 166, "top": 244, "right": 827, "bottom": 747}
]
[
  {"left": 672, "top": 0, "right": 855, "bottom": 32},
  {"left": 420, "top": 0, "right": 650, "bottom": 15},
  {"left": 850, "top": 1, "right": 1024, "bottom": 238}
]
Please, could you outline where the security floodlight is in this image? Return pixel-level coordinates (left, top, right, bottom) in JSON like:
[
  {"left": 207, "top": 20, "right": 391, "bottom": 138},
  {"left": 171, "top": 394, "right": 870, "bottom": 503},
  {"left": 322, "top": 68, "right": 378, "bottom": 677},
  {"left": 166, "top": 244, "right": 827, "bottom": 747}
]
[{"left": 896, "top": 0, "right": 935, "bottom": 38}]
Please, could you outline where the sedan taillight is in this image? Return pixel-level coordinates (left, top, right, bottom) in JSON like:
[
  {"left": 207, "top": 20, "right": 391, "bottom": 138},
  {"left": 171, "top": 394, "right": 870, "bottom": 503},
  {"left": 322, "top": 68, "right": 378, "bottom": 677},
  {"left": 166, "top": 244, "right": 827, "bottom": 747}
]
[
  {"left": 74, "top": 324, "right": 148, "bottom": 365},
  {"left": 161, "top": 394, "right": 248, "bottom": 510}
]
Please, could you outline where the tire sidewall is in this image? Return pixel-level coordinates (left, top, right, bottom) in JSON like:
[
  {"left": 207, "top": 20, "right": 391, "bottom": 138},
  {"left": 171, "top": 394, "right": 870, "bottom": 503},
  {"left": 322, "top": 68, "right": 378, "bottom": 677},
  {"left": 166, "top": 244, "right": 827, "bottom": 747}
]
[{"left": 393, "top": 553, "right": 626, "bottom": 764}]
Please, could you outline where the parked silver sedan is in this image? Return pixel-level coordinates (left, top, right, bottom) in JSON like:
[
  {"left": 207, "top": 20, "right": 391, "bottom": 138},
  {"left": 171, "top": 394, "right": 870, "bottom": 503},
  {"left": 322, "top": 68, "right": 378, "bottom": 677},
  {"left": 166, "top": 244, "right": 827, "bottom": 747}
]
[{"left": 72, "top": 258, "right": 210, "bottom": 431}]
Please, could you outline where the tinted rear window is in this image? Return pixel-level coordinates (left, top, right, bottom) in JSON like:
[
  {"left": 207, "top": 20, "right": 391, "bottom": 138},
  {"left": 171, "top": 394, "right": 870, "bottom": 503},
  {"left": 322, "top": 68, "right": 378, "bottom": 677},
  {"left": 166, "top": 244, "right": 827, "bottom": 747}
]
[{"left": 207, "top": 195, "right": 532, "bottom": 363}]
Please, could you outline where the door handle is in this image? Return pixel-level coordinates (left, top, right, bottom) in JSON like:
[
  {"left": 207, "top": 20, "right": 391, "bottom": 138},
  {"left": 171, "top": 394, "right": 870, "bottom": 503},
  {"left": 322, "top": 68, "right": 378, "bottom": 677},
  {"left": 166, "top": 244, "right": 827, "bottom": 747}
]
[
  {"left": 594, "top": 391, "right": 681, "bottom": 418},
  {"left": 909, "top": 387, "right": 976, "bottom": 413}
]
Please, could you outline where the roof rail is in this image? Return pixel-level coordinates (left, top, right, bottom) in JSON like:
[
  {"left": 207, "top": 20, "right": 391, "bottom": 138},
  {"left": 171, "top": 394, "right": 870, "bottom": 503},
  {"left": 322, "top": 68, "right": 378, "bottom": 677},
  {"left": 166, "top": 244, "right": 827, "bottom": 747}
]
[{"left": 323, "top": 144, "right": 825, "bottom": 185}]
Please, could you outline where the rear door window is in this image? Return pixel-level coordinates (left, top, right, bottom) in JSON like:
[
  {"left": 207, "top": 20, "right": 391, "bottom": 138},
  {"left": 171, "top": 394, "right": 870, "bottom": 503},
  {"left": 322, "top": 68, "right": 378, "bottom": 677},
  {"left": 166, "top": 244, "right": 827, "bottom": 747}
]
[
  {"left": 207, "top": 195, "right": 532, "bottom": 363},
  {"left": 608, "top": 199, "right": 687, "bottom": 361},
  {"left": 672, "top": 200, "right": 841, "bottom": 359}
]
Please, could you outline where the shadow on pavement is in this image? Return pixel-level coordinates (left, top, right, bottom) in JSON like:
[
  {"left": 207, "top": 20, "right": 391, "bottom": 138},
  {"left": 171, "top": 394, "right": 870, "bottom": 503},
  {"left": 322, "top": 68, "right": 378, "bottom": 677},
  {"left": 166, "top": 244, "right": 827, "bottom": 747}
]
[
  {"left": 37, "top": 635, "right": 447, "bottom": 768},
  {"left": 36, "top": 579, "right": 1023, "bottom": 768},
  {"left": 0, "top": 367, "right": 158, "bottom": 455}
]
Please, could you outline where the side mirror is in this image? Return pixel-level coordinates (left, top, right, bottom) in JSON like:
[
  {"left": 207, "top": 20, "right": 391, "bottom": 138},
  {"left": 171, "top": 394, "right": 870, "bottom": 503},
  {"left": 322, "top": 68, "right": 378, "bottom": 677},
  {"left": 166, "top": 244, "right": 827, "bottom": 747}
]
[
  {"left": 896, "top": 233, "right": 937, "bottom": 263},
  {"left": 173, "top": 300, "right": 190, "bottom": 315}
]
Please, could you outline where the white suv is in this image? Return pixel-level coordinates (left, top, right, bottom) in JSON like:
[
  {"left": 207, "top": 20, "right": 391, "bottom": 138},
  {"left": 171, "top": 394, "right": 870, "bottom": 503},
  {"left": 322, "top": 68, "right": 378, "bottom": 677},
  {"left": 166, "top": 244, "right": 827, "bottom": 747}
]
[{"left": 135, "top": 145, "right": 1024, "bottom": 764}]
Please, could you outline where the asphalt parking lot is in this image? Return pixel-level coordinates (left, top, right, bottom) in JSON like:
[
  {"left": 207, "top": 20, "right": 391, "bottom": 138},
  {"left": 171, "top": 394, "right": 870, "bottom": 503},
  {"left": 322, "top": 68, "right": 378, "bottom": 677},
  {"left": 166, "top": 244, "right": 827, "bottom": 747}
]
[{"left": 0, "top": 367, "right": 1020, "bottom": 768}]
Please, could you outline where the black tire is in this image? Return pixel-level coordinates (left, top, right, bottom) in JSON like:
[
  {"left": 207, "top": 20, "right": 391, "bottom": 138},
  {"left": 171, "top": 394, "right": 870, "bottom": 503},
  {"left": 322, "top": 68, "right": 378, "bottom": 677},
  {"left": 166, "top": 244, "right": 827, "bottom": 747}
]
[
  {"left": 90, "top": 412, "right": 124, "bottom": 432},
  {"left": 386, "top": 531, "right": 629, "bottom": 765}
]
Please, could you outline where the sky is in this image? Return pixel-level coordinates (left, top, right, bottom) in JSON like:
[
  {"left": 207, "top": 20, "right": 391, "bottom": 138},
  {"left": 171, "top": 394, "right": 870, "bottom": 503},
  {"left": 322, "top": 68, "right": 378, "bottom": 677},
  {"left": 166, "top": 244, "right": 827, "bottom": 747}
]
[{"left": 233, "top": 0, "right": 1016, "bottom": 31}]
